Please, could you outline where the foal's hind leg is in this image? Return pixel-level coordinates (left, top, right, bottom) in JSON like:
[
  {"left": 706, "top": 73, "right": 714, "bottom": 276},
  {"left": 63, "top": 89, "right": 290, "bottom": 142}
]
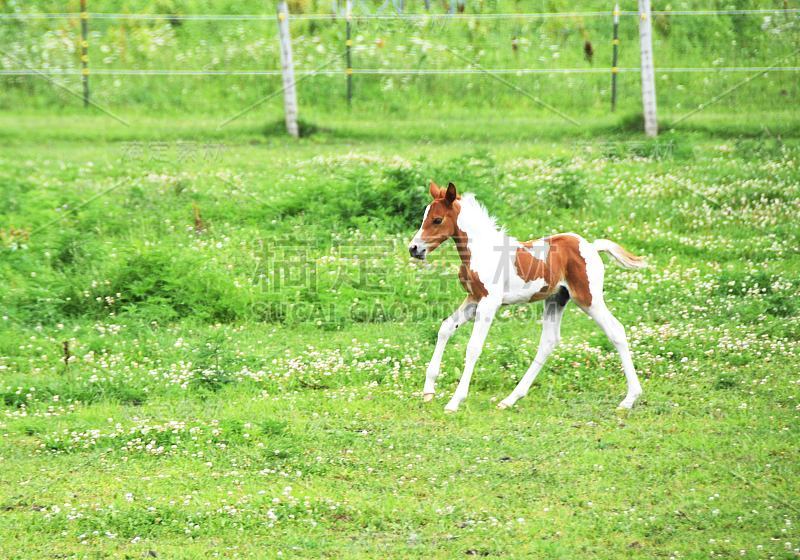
[
  {"left": 498, "top": 291, "right": 568, "bottom": 410},
  {"left": 584, "top": 302, "right": 642, "bottom": 409}
]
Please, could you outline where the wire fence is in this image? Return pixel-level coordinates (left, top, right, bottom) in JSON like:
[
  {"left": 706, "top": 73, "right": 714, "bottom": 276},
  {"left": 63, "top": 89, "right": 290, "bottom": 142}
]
[
  {"left": 1, "top": 4, "right": 799, "bottom": 124},
  {"left": 3, "top": 66, "right": 800, "bottom": 76}
]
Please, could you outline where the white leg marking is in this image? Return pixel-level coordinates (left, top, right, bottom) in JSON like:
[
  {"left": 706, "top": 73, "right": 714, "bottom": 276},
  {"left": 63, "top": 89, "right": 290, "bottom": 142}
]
[
  {"left": 423, "top": 299, "right": 477, "bottom": 400},
  {"left": 445, "top": 299, "right": 500, "bottom": 413},
  {"left": 498, "top": 297, "right": 566, "bottom": 409},
  {"left": 585, "top": 302, "right": 642, "bottom": 409}
]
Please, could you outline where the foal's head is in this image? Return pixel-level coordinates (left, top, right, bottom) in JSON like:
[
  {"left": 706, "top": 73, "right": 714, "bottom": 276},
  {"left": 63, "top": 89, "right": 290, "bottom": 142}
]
[{"left": 408, "top": 181, "right": 460, "bottom": 260}]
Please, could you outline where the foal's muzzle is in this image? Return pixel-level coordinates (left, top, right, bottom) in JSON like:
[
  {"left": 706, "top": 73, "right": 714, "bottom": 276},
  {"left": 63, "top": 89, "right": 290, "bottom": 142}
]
[{"left": 408, "top": 243, "right": 427, "bottom": 260}]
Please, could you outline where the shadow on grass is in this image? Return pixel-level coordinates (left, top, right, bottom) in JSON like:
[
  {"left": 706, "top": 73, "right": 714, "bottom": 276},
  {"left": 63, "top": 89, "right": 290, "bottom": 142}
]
[{"left": 2, "top": 110, "right": 800, "bottom": 144}]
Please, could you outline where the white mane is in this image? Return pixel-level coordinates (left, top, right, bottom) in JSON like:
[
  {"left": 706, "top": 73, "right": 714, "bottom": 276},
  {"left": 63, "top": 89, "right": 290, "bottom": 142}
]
[{"left": 457, "top": 193, "right": 511, "bottom": 241}]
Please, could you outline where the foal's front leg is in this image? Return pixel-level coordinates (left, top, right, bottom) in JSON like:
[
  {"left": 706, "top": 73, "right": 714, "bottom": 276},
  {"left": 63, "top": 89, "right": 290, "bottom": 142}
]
[
  {"left": 424, "top": 298, "right": 477, "bottom": 401},
  {"left": 445, "top": 299, "right": 500, "bottom": 413}
]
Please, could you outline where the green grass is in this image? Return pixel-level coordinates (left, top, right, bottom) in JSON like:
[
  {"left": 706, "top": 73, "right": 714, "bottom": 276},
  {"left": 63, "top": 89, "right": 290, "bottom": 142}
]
[{"left": 0, "top": 111, "right": 798, "bottom": 558}]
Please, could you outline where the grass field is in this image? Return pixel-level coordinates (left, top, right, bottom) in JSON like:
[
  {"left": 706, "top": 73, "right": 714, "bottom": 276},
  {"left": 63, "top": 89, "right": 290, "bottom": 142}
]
[{"left": 0, "top": 110, "right": 798, "bottom": 558}]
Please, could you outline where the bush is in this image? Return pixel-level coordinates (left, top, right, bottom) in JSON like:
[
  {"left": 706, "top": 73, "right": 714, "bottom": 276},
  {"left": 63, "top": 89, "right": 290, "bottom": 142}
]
[
  {"left": 537, "top": 158, "right": 589, "bottom": 209},
  {"left": 274, "top": 152, "right": 503, "bottom": 231},
  {"left": 50, "top": 247, "right": 252, "bottom": 323}
]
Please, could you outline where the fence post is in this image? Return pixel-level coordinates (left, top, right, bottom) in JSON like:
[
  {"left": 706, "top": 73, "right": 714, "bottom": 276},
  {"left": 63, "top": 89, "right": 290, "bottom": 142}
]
[
  {"left": 638, "top": 0, "right": 658, "bottom": 136},
  {"left": 276, "top": 1, "right": 299, "bottom": 137},
  {"left": 80, "top": 0, "right": 89, "bottom": 108},
  {"left": 611, "top": 3, "right": 620, "bottom": 112},
  {"left": 346, "top": 0, "right": 353, "bottom": 106}
]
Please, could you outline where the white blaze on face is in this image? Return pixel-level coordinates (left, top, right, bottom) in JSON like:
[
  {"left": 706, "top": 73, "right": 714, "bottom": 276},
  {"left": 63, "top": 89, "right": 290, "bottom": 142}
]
[{"left": 409, "top": 204, "right": 431, "bottom": 254}]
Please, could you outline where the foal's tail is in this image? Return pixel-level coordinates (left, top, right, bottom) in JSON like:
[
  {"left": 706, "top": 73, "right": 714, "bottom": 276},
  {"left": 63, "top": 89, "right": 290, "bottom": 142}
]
[{"left": 593, "top": 239, "right": 647, "bottom": 269}]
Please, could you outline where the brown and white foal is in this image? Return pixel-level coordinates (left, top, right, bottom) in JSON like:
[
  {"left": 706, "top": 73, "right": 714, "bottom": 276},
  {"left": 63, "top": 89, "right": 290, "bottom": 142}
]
[{"left": 408, "top": 181, "right": 646, "bottom": 413}]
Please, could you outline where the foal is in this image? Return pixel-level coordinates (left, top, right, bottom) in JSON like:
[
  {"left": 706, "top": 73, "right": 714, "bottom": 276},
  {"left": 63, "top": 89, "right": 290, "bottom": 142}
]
[{"left": 408, "top": 181, "right": 646, "bottom": 413}]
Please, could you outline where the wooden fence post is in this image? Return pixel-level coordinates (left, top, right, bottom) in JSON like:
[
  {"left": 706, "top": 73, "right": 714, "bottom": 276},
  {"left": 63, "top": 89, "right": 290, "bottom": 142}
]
[
  {"left": 346, "top": 0, "right": 353, "bottom": 106},
  {"left": 276, "top": 1, "right": 299, "bottom": 137},
  {"left": 80, "top": 0, "right": 89, "bottom": 108},
  {"left": 638, "top": 0, "right": 658, "bottom": 136},
  {"left": 611, "top": 3, "right": 620, "bottom": 112}
]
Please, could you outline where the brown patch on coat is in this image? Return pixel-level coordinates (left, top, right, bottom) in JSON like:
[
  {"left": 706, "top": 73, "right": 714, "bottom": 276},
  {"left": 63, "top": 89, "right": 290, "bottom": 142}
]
[
  {"left": 514, "top": 247, "right": 549, "bottom": 282},
  {"left": 458, "top": 263, "right": 488, "bottom": 300},
  {"left": 452, "top": 227, "right": 487, "bottom": 301},
  {"left": 513, "top": 235, "right": 593, "bottom": 307},
  {"left": 558, "top": 235, "right": 593, "bottom": 308},
  {"left": 514, "top": 247, "right": 553, "bottom": 302}
]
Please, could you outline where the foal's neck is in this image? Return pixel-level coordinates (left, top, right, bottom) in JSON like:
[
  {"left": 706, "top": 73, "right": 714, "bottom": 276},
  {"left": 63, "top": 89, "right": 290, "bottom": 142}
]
[{"left": 453, "top": 198, "right": 516, "bottom": 268}]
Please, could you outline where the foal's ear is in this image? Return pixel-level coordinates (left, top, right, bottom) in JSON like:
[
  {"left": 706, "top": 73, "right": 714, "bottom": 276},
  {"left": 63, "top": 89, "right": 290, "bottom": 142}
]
[
  {"left": 429, "top": 180, "right": 442, "bottom": 199},
  {"left": 445, "top": 182, "right": 457, "bottom": 205}
]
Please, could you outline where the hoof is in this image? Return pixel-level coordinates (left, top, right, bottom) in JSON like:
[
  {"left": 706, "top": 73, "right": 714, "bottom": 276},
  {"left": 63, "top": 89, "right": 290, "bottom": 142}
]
[
  {"left": 617, "top": 398, "right": 638, "bottom": 410},
  {"left": 444, "top": 403, "right": 459, "bottom": 413},
  {"left": 618, "top": 392, "right": 641, "bottom": 410},
  {"left": 423, "top": 393, "right": 435, "bottom": 403},
  {"left": 498, "top": 395, "right": 520, "bottom": 410}
]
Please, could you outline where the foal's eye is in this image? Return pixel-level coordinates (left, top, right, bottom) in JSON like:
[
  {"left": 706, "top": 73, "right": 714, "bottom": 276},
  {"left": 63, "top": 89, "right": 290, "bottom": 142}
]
[{"left": 432, "top": 217, "right": 444, "bottom": 225}]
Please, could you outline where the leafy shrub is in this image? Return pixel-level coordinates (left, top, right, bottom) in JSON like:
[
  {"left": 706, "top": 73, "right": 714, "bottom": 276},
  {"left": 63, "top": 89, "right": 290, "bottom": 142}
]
[
  {"left": 49, "top": 247, "right": 252, "bottom": 323},
  {"left": 274, "top": 152, "right": 503, "bottom": 231},
  {"left": 536, "top": 158, "right": 589, "bottom": 209}
]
